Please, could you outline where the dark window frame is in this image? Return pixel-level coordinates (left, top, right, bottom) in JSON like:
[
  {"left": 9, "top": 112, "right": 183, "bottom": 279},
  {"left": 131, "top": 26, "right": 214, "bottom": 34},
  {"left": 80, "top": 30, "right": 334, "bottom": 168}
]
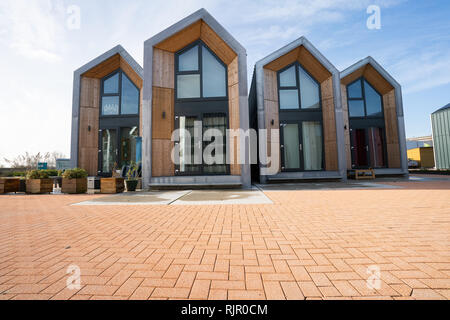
[
  {"left": 98, "top": 68, "right": 140, "bottom": 176},
  {"left": 100, "top": 69, "right": 141, "bottom": 118},
  {"left": 346, "top": 77, "right": 388, "bottom": 169},
  {"left": 346, "top": 77, "right": 385, "bottom": 120},
  {"left": 277, "top": 62, "right": 325, "bottom": 172},
  {"left": 175, "top": 40, "right": 229, "bottom": 103}
]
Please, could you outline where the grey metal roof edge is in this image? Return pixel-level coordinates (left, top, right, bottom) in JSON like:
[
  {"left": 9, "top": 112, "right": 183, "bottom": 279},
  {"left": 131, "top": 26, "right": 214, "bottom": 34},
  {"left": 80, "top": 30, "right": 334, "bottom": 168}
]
[
  {"left": 73, "top": 45, "right": 143, "bottom": 79},
  {"left": 340, "top": 56, "right": 400, "bottom": 89},
  {"left": 143, "top": 8, "right": 246, "bottom": 55},
  {"left": 254, "top": 36, "right": 339, "bottom": 75},
  {"left": 432, "top": 103, "right": 450, "bottom": 114}
]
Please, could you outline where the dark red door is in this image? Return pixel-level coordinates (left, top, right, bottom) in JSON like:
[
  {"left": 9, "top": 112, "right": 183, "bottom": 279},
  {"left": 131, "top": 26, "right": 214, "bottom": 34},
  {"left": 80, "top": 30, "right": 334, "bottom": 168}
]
[{"left": 350, "top": 128, "right": 369, "bottom": 168}]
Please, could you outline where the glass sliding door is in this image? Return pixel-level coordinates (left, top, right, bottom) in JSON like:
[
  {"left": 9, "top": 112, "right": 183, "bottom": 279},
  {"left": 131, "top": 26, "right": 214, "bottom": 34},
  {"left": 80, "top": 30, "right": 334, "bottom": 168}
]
[
  {"left": 302, "top": 121, "right": 323, "bottom": 171},
  {"left": 203, "top": 114, "right": 227, "bottom": 174},
  {"left": 178, "top": 116, "right": 201, "bottom": 175},
  {"left": 368, "top": 127, "right": 386, "bottom": 168},
  {"left": 350, "top": 128, "right": 369, "bottom": 168},
  {"left": 101, "top": 129, "right": 117, "bottom": 173},
  {"left": 120, "top": 126, "right": 138, "bottom": 167},
  {"left": 281, "top": 123, "right": 301, "bottom": 170},
  {"left": 176, "top": 113, "right": 229, "bottom": 175},
  {"left": 281, "top": 121, "right": 324, "bottom": 172}
]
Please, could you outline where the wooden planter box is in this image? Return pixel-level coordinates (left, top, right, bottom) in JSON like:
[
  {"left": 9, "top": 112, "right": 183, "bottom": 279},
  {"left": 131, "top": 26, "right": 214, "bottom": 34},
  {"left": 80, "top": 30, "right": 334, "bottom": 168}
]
[
  {"left": 26, "top": 179, "right": 53, "bottom": 194},
  {"left": 101, "top": 178, "right": 125, "bottom": 194},
  {"left": 0, "top": 178, "right": 20, "bottom": 194},
  {"left": 62, "top": 178, "right": 87, "bottom": 194}
]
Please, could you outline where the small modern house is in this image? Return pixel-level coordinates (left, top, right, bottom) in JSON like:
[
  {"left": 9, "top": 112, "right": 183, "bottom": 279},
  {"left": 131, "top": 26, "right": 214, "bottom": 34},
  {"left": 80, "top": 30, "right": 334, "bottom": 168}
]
[
  {"left": 249, "top": 37, "right": 347, "bottom": 183},
  {"left": 340, "top": 57, "right": 408, "bottom": 175},
  {"left": 142, "top": 9, "right": 251, "bottom": 188},
  {"left": 70, "top": 45, "right": 144, "bottom": 176},
  {"left": 70, "top": 8, "right": 408, "bottom": 188},
  {"left": 431, "top": 103, "right": 450, "bottom": 170}
]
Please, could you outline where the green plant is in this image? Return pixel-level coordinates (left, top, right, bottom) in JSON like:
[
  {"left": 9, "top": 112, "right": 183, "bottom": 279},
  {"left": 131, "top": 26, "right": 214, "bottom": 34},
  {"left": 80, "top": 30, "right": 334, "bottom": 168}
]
[
  {"left": 125, "top": 162, "right": 140, "bottom": 181},
  {"left": 62, "top": 168, "right": 88, "bottom": 179},
  {"left": 26, "top": 170, "right": 50, "bottom": 179},
  {"left": 43, "top": 169, "right": 61, "bottom": 177}
]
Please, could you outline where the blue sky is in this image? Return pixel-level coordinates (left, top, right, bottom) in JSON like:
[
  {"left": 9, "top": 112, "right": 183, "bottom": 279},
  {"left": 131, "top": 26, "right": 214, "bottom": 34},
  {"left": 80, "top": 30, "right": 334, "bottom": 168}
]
[{"left": 0, "top": 0, "right": 449, "bottom": 163}]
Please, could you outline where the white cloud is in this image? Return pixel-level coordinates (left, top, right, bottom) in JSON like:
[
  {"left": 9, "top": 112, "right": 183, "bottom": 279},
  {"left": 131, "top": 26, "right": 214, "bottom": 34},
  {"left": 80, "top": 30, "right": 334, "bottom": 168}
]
[{"left": 0, "top": 0, "right": 67, "bottom": 62}]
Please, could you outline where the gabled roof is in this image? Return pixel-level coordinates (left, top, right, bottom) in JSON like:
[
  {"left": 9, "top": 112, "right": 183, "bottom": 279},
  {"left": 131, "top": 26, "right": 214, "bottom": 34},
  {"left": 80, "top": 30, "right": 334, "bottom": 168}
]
[
  {"left": 340, "top": 56, "right": 399, "bottom": 90},
  {"left": 255, "top": 36, "right": 339, "bottom": 76},
  {"left": 144, "top": 8, "right": 245, "bottom": 57},
  {"left": 74, "top": 45, "right": 143, "bottom": 79},
  {"left": 433, "top": 103, "right": 450, "bottom": 114}
]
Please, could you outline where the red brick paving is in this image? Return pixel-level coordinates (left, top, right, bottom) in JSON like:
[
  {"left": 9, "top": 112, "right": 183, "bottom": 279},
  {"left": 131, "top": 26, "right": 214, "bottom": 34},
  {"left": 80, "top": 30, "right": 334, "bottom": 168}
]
[{"left": 0, "top": 177, "right": 449, "bottom": 300}]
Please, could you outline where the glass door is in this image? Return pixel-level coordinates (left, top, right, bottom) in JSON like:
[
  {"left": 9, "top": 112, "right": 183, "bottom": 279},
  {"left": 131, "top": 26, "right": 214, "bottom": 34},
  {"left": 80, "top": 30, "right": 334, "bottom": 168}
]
[
  {"left": 281, "top": 123, "right": 301, "bottom": 171},
  {"left": 175, "top": 113, "right": 228, "bottom": 175},
  {"left": 350, "top": 127, "right": 386, "bottom": 169},
  {"left": 281, "top": 121, "right": 324, "bottom": 172},
  {"left": 120, "top": 126, "right": 139, "bottom": 167},
  {"left": 101, "top": 129, "right": 118, "bottom": 173},
  {"left": 350, "top": 128, "right": 369, "bottom": 168}
]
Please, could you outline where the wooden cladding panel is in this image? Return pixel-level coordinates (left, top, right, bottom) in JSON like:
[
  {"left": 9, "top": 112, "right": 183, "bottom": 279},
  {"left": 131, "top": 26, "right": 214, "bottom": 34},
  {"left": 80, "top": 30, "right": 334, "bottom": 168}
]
[
  {"left": 264, "top": 69, "right": 278, "bottom": 102},
  {"left": 297, "top": 47, "right": 331, "bottom": 83},
  {"left": 228, "top": 57, "right": 241, "bottom": 176},
  {"left": 264, "top": 46, "right": 331, "bottom": 83},
  {"left": 341, "top": 84, "right": 352, "bottom": 169},
  {"left": 82, "top": 54, "right": 121, "bottom": 79},
  {"left": 341, "top": 64, "right": 394, "bottom": 95},
  {"left": 154, "top": 20, "right": 236, "bottom": 65},
  {"left": 78, "top": 77, "right": 100, "bottom": 176},
  {"left": 153, "top": 49, "right": 175, "bottom": 89},
  {"left": 152, "top": 87, "right": 174, "bottom": 140},
  {"left": 155, "top": 20, "right": 202, "bottom": 53},
  {"left": 264, "top": 47, "right": 299, "bottom": 72},
  {"left": 152, "top": 140, "right": 175, "bottom": 177},
  {"left": 200, "top": 22, "right": 236, "bottom": 65},
  {"left": 120, "top": 59, "right": 143, "bottom": 88},
  {"left": 383, "top": 89, "right": 401, "bottom": 168},
  {"left": 321, "top": 77, "right": 338, "bottom": 171}
]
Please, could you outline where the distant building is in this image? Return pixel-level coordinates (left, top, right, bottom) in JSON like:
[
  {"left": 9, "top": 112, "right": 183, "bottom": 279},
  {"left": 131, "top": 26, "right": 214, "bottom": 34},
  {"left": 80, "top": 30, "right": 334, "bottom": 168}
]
[
  {"left": 431, "top": 103, "right": 450, "bottom": 169},
  {"left": 406, "top": 136, "right": 433, "bottom": 150},
  {"left": 407, "top": 147, "right": 435, "bottom": 168}
]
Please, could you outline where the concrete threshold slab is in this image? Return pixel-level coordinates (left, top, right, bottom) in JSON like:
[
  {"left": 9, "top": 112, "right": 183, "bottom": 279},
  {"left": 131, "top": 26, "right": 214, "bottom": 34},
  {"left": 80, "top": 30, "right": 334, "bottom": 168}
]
[
  {"left": 72, "top": 190, "right": 191, "bottom": 206},
  {"left": 72, "top": 189, "right": 273, "bottom": 206},
  {"left": 172, "top": 189, "right": 273, "bottom": 205}
]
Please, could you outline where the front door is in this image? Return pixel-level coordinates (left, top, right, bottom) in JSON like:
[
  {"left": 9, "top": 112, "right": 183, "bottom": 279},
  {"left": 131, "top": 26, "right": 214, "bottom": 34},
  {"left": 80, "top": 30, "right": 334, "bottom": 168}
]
[
  {"left": 99, "top": 126, "right": 138, "bottom": 175},
  {"left": 175, "top": 113, "right": 228, "bottom": 175},
  {"left": 350, "top": 127, "right": 386, "bottom": 169},
  {"left": 280, "top": 121, "right": 323, "bottom": 172}
]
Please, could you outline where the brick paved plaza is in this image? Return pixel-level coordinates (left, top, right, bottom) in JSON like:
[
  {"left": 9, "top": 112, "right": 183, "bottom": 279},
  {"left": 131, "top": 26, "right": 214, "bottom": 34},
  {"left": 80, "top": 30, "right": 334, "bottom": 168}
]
[{"left": 0, "top": 175, "right": 449, "bottom": 300}]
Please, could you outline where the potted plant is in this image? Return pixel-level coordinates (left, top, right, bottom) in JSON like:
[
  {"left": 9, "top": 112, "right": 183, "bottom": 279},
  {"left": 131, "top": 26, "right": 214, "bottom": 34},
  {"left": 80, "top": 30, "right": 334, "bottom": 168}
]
[
  {"left": 101, "top": 163, "right": 125, "bottom": 194},
  {"left": 61, "top": 168, "right": 88, "bottom": 194},
  {"left": 125, "top": 162, "right": 140, "bottom": 192},
  {"left": 26, "top": 170, "right": 53, "bottom": 194},
  {"left": 0, "top": 177, "right": 20, "bottom": 194}
]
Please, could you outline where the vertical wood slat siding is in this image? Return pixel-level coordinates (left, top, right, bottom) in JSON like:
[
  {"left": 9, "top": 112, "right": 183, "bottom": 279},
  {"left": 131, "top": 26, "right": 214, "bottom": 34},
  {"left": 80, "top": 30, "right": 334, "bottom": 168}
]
[
  {"left": 152, "top": 22, "right": 240, "bottom": 177},
  {"left": 152, "top": 48, "right": 175, "bottom": 177},
  {"left": 228, "top": 57, "right": 241, "bottom": 175},
  {"left": 78, "top": 77, "right": 100, "bottom": 176},
  {"left": 152, "top": 139, "right": 175, "bottom": 177},
  {"left": 263, "top": 69, "right": 280, "bottom": 167},
  {"left": 383, "top": 89, "right": 401, "bottom": 168},
  {"left": 341, "top": 84, "right": 352, "bottom": 170},
  {"left": 321, "top": 77, "right": 338, "bottom": 171}
]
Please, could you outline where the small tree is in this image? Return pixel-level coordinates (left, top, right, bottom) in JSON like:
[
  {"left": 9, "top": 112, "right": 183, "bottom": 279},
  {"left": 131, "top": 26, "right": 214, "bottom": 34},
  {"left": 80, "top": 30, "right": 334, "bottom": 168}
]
[{"left": 4, "top": 151, "right": 66, "bottom": 170}]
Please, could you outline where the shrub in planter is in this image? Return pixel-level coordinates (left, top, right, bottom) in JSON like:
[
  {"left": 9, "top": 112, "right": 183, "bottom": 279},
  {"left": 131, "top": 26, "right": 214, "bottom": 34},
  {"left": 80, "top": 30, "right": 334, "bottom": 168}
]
[
  {"left": 26, "top": 170, "right": 53, "bottom": 194},
  {"left": 61, "top": 168, "right": 88, "bottom": 194},
  {"left": 125, "top": 162, "right": 140, "bottom": 192}
]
